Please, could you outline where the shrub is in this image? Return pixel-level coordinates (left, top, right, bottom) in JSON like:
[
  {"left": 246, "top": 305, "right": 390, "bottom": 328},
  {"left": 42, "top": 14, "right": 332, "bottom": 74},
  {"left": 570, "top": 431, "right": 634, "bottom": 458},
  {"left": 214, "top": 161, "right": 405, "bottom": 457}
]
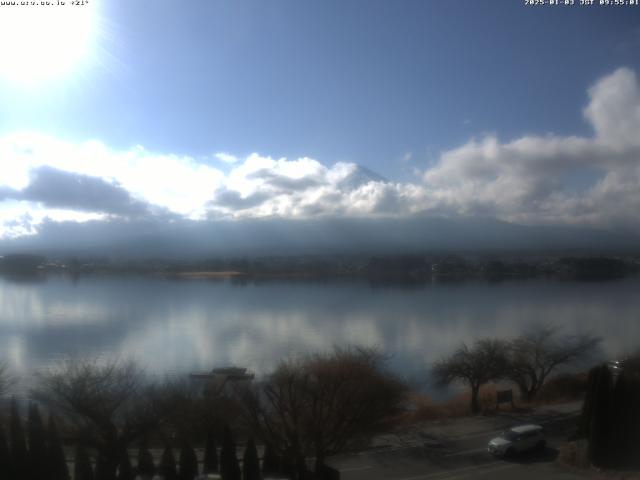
[
  {"left": 47, "top": 415, "right": 70, "bottom": 480},
  {"left": 159, "top": 444, "right": 178, "bottom": 480},
  {"left": 203, "top": 427, "right": 219, "bottom": 474},
  {"left": 0, "top": 425, "right": 12, "bottom": 479},
  {"left": 261, "top": 443, "right": 279, "bottom": 478},
  {"left": 136, "top": 437, "right": 155, "bottom": 478},
  {"left": 117, "top": 452, "right": 134, "bottom": 480},
  {"left": 27, "top": 403, "right": 48, "bottom": 480},
  {"left": 237, "top": 347, "right": 407, "bottom": 476},
  {"left": 220, "top": 425, "right": 241, "bottom": 480},
  {"left": 10, "top": 399, "right": 28, "bottom": 480},
  {"left": 242, "top": 437, "right": 260, "bottom": 480},
  {"left": 74, "top": 446, "right": 94, "bottom": 480},
  {"left": 537, "top": 373, "right": 588, "bottom": 403},
  {"left": 178, "top": 442, "right": 198, "bottom": 480}
]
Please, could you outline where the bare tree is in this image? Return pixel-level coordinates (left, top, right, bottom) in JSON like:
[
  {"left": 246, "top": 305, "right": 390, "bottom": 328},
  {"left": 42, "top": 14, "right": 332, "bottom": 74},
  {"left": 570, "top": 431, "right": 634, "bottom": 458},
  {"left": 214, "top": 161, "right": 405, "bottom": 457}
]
[
  {"left": 157, "top": 377, "right": 241, "bottom": 443},
  {"left": 432, "top": 338, "right": 509, "bottom": 413},
  {"left": 506, "top": 326, "right": 601, "bottom": 402},
  {"left": 236, "top": 347, "right": 408, "bottom": 478},
  {"left": 32, "top": 358, "right": 175, "bottom": 480}
]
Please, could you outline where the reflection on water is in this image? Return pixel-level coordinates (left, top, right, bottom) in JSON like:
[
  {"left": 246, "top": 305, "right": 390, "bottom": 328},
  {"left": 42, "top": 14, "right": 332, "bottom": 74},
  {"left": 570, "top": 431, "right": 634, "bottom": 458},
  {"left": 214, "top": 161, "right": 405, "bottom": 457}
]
[{"left": 0, "top": 274, "right": 638, "bottom": 391}]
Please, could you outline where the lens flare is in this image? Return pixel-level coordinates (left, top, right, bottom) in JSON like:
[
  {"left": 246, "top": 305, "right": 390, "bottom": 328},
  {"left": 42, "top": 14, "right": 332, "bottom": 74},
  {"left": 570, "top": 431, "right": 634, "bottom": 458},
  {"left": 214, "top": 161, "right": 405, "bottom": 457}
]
[{"left": 0, "top": 1, "right": 99, "bottom": 86}]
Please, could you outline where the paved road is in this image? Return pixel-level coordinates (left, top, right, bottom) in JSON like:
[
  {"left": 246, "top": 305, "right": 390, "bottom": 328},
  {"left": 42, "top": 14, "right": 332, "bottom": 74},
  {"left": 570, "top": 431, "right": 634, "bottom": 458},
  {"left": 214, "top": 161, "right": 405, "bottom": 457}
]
[{"left": 328, "top": 402, "right": 590, "bottom": 479}]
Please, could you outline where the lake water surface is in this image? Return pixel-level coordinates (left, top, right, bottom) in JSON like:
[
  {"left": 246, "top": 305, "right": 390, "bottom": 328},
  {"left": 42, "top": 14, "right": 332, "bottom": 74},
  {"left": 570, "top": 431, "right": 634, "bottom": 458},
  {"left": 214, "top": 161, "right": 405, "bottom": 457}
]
[{"left": 0, "top": 274, "right": 638, "bottom": 391}]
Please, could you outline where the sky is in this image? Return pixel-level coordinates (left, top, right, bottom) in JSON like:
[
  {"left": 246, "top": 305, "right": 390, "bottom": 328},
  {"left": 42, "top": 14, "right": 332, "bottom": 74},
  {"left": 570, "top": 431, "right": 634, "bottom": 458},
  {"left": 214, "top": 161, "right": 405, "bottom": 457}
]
[{"left": 0, "top": 0, "right": 639, "bottom": 252}]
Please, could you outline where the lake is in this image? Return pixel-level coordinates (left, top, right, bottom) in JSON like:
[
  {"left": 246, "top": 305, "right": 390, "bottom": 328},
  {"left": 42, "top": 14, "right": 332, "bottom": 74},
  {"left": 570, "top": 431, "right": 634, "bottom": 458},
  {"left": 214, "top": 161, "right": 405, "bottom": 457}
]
[{"left": 0, "top": 274, "right": 638, "bottom": 393}]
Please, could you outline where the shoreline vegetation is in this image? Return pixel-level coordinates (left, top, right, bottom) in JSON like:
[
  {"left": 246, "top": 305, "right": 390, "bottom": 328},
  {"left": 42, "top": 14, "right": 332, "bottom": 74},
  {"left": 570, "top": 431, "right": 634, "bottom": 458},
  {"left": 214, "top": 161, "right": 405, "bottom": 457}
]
[
  {"left": 1, "top": 252, "right": 639, "bottom": 281},
  {"left": 1, "top": 347, "right": 638, "bottom": 478},
  {"left": 169, "top": 271, "right": 246, "bottom": 278}
]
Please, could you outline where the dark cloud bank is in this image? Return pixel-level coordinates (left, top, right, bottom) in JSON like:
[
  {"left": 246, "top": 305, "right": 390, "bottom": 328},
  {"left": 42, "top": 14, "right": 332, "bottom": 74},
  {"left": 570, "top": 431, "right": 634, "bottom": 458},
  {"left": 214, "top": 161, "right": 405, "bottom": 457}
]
[
  {"left": 3, "top": 165, "right": 150, "bottom": 216},
  {"left": 1, "top": 165, "right": 636, "bottom": 257},
  {"left": 1, "top": 215, "right": 636, "bottom": 259}
]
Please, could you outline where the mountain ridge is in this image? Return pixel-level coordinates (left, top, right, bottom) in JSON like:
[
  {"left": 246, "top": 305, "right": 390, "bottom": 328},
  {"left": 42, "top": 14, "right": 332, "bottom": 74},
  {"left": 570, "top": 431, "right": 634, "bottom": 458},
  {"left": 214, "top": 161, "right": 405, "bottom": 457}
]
[{"left": 1, "top": 215, "right": 637, "bottom": 259}]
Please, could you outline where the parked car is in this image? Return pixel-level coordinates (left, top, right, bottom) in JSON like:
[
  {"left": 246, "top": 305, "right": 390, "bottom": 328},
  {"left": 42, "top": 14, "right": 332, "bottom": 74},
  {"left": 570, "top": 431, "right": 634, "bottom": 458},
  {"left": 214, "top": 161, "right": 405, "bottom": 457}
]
[{"left": 487, "top": 424, "right": 545, "bottom": 457}]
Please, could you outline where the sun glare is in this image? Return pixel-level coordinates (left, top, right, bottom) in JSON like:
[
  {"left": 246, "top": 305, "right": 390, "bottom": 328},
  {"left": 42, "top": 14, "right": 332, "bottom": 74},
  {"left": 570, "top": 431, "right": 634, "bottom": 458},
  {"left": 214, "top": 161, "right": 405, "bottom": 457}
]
[{"left": 0, "top": 2, "right": 98, "bottom": 86}]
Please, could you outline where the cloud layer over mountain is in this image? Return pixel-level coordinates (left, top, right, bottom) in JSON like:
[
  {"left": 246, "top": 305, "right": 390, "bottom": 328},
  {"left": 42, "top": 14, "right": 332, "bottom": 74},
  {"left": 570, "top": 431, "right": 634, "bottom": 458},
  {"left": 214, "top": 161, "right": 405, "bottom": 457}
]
[
  {"left": 1, "top": 67, "right": 640, "bottom": 252},
  {"left": 423, "top": 68, "right": 640, "bottom": 229}
]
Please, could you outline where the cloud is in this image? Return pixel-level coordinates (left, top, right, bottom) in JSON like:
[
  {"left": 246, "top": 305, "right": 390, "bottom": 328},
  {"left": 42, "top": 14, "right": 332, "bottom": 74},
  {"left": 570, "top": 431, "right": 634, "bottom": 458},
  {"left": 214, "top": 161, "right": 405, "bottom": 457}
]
[
  {"left": 419, "top": 67, "right": 640, "bottom": 230},
  {"left": 0, "top": 166, "right": 161, "bottom": 238},
  {"left": 584, "top": 67, "right": 640, "bottom": 148},
  {"left": 1, "top": 67, "right": 640, "bottom": 242},
  {"left": 201, "top": 68, "right": 640, "bottom": 226},
  {"left": 19, "top": 165, "right": 151, "bottom": 216},
  {"left": 248, "top": 168, "right": 324, "bottom": 192},
  {"left": 401, "top": 152, "right": 413, "bottom": 164},
  {"left": 0, "top": 186, "right": 14, "bottom": 201},
  {"left": 0, "top": 134, "right": 225, "bottom": 219},
  {"left": 211, "top": 188, "right": 272, "bottom": 210},
  {"left": 205, "top": 157, "right": 396, "bottom": 218},
  {"left": 215, "top": 152, "right": 239, "bottom": 164}
]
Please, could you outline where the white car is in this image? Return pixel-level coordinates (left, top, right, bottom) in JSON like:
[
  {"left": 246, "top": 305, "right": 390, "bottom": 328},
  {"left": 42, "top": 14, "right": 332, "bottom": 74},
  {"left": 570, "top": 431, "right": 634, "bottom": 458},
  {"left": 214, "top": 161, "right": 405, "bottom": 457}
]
[{"left": 487, "top": 424, "right": 545, "bottom": 457}]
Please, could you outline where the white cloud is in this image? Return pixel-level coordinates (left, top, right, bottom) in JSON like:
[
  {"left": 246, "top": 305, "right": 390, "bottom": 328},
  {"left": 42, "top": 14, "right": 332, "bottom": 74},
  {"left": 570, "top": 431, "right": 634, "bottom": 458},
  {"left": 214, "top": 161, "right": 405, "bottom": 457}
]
[
  {"left": 584, "top": 67, "right": 640, "bottom": 149},
  {"left": 204, "top": 68, "right": 640, "bottom": 227},
  {"left": 418, "top": 67, "right": 640, "bottom": 229},
  {"left": 1, "top": 67, "right": 640, "bottom": 239},
  {"left": 214, "top": 152, "right": 239, "bottom": 164},
  {"left": 0, "top": 133, "right": 225, "bottom": 219}
]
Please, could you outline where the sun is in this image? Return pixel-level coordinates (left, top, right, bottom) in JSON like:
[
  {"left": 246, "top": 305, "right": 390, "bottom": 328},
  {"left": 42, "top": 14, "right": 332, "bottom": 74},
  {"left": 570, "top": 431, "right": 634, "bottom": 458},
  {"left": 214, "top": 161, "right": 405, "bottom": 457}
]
[{"left": 0, "top": 2, "right": 98, "bottom": 86}]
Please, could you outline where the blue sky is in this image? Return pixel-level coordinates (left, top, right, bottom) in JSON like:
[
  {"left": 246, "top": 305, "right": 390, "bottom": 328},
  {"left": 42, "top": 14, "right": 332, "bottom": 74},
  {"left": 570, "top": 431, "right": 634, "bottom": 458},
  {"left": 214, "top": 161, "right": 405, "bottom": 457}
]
[
  {"left": 1, "top": 1, "right": 638, "bottom": 176},
  {"left": 0, "top": 0, "right": 639, "bottom": 245}
]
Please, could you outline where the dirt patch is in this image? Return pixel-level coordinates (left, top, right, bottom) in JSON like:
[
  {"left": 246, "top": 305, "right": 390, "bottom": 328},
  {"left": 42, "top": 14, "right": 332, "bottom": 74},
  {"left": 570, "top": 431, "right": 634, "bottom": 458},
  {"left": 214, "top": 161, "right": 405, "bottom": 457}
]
[{"left": 401, "top": 383, "right": 527, "bottom": 424}]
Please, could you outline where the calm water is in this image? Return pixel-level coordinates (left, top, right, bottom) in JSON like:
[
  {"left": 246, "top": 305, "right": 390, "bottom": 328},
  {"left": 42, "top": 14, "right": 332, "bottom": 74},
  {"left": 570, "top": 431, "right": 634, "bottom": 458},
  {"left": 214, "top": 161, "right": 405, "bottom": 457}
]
[{"left": 0, "top": 274, "right": 638, "bottom": 391}]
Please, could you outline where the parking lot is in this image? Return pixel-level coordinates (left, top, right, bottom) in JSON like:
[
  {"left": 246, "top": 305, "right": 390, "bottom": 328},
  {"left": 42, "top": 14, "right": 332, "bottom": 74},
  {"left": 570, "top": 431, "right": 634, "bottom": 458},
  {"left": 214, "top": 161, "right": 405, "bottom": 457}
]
[{"left": 329, "top": 402, "right": 589, "bottom": 480}]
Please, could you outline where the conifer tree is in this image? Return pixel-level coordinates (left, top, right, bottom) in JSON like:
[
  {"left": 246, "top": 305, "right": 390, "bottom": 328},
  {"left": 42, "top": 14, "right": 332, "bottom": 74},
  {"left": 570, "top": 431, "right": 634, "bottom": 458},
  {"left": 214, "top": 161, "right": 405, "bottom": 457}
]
[
  {"left": 578, "top": 366, "right": 599, "bottom": 437},
  {"left": 581, "top": 359, "right": 640, "bottom": 469},
  {"left": 0, "top": 425, "right": 13, "bottom": 480},
  {"left": 220, "top": 425, "right": 241, "bottom": 480},
  {"left": 178, "top": 442, "right": 198, "bottom": 480},
  {"left": 242, "top": 437, "right": 261, "bottom": 480},
  {"left": 10, "top": 398, "right": 29, "bottom": 480},
  {"left": 159, "top": 444, "right": 178, "bottom": 480},
  {"left": 47, "top": 415, "right": 70, "bottom": 480},
  {"left": 28, "top": 403, "right": 48, "bottom": 480},
  {"left": 629, "top": 371, "right": 640, "bottom": 468},
  {"left": 261, "top": 443, "right": 279, "bottom": 478},
  {"left": 95, "top": 452, "right": 114, "bottom": 480},
  {"left": 280, "top": 455, "right": 297, "bottom": 480},
  {"left": 74, "top": 445, "right": 94, "bottom": 480},
  {"left": 116, "top": 450, "right": 133, "bottom": 480},
  {"left": 203, "top": 427, "right": 219, "bottom": 474},
  {"left": 586, "top": 364, "right": 613, "bottom": 467},
  {"left": 609, "top": 366, "right": 640, "bottom": 467},
  {"left": 136, "top": 437, "right": 155, "bottom": 479}
]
